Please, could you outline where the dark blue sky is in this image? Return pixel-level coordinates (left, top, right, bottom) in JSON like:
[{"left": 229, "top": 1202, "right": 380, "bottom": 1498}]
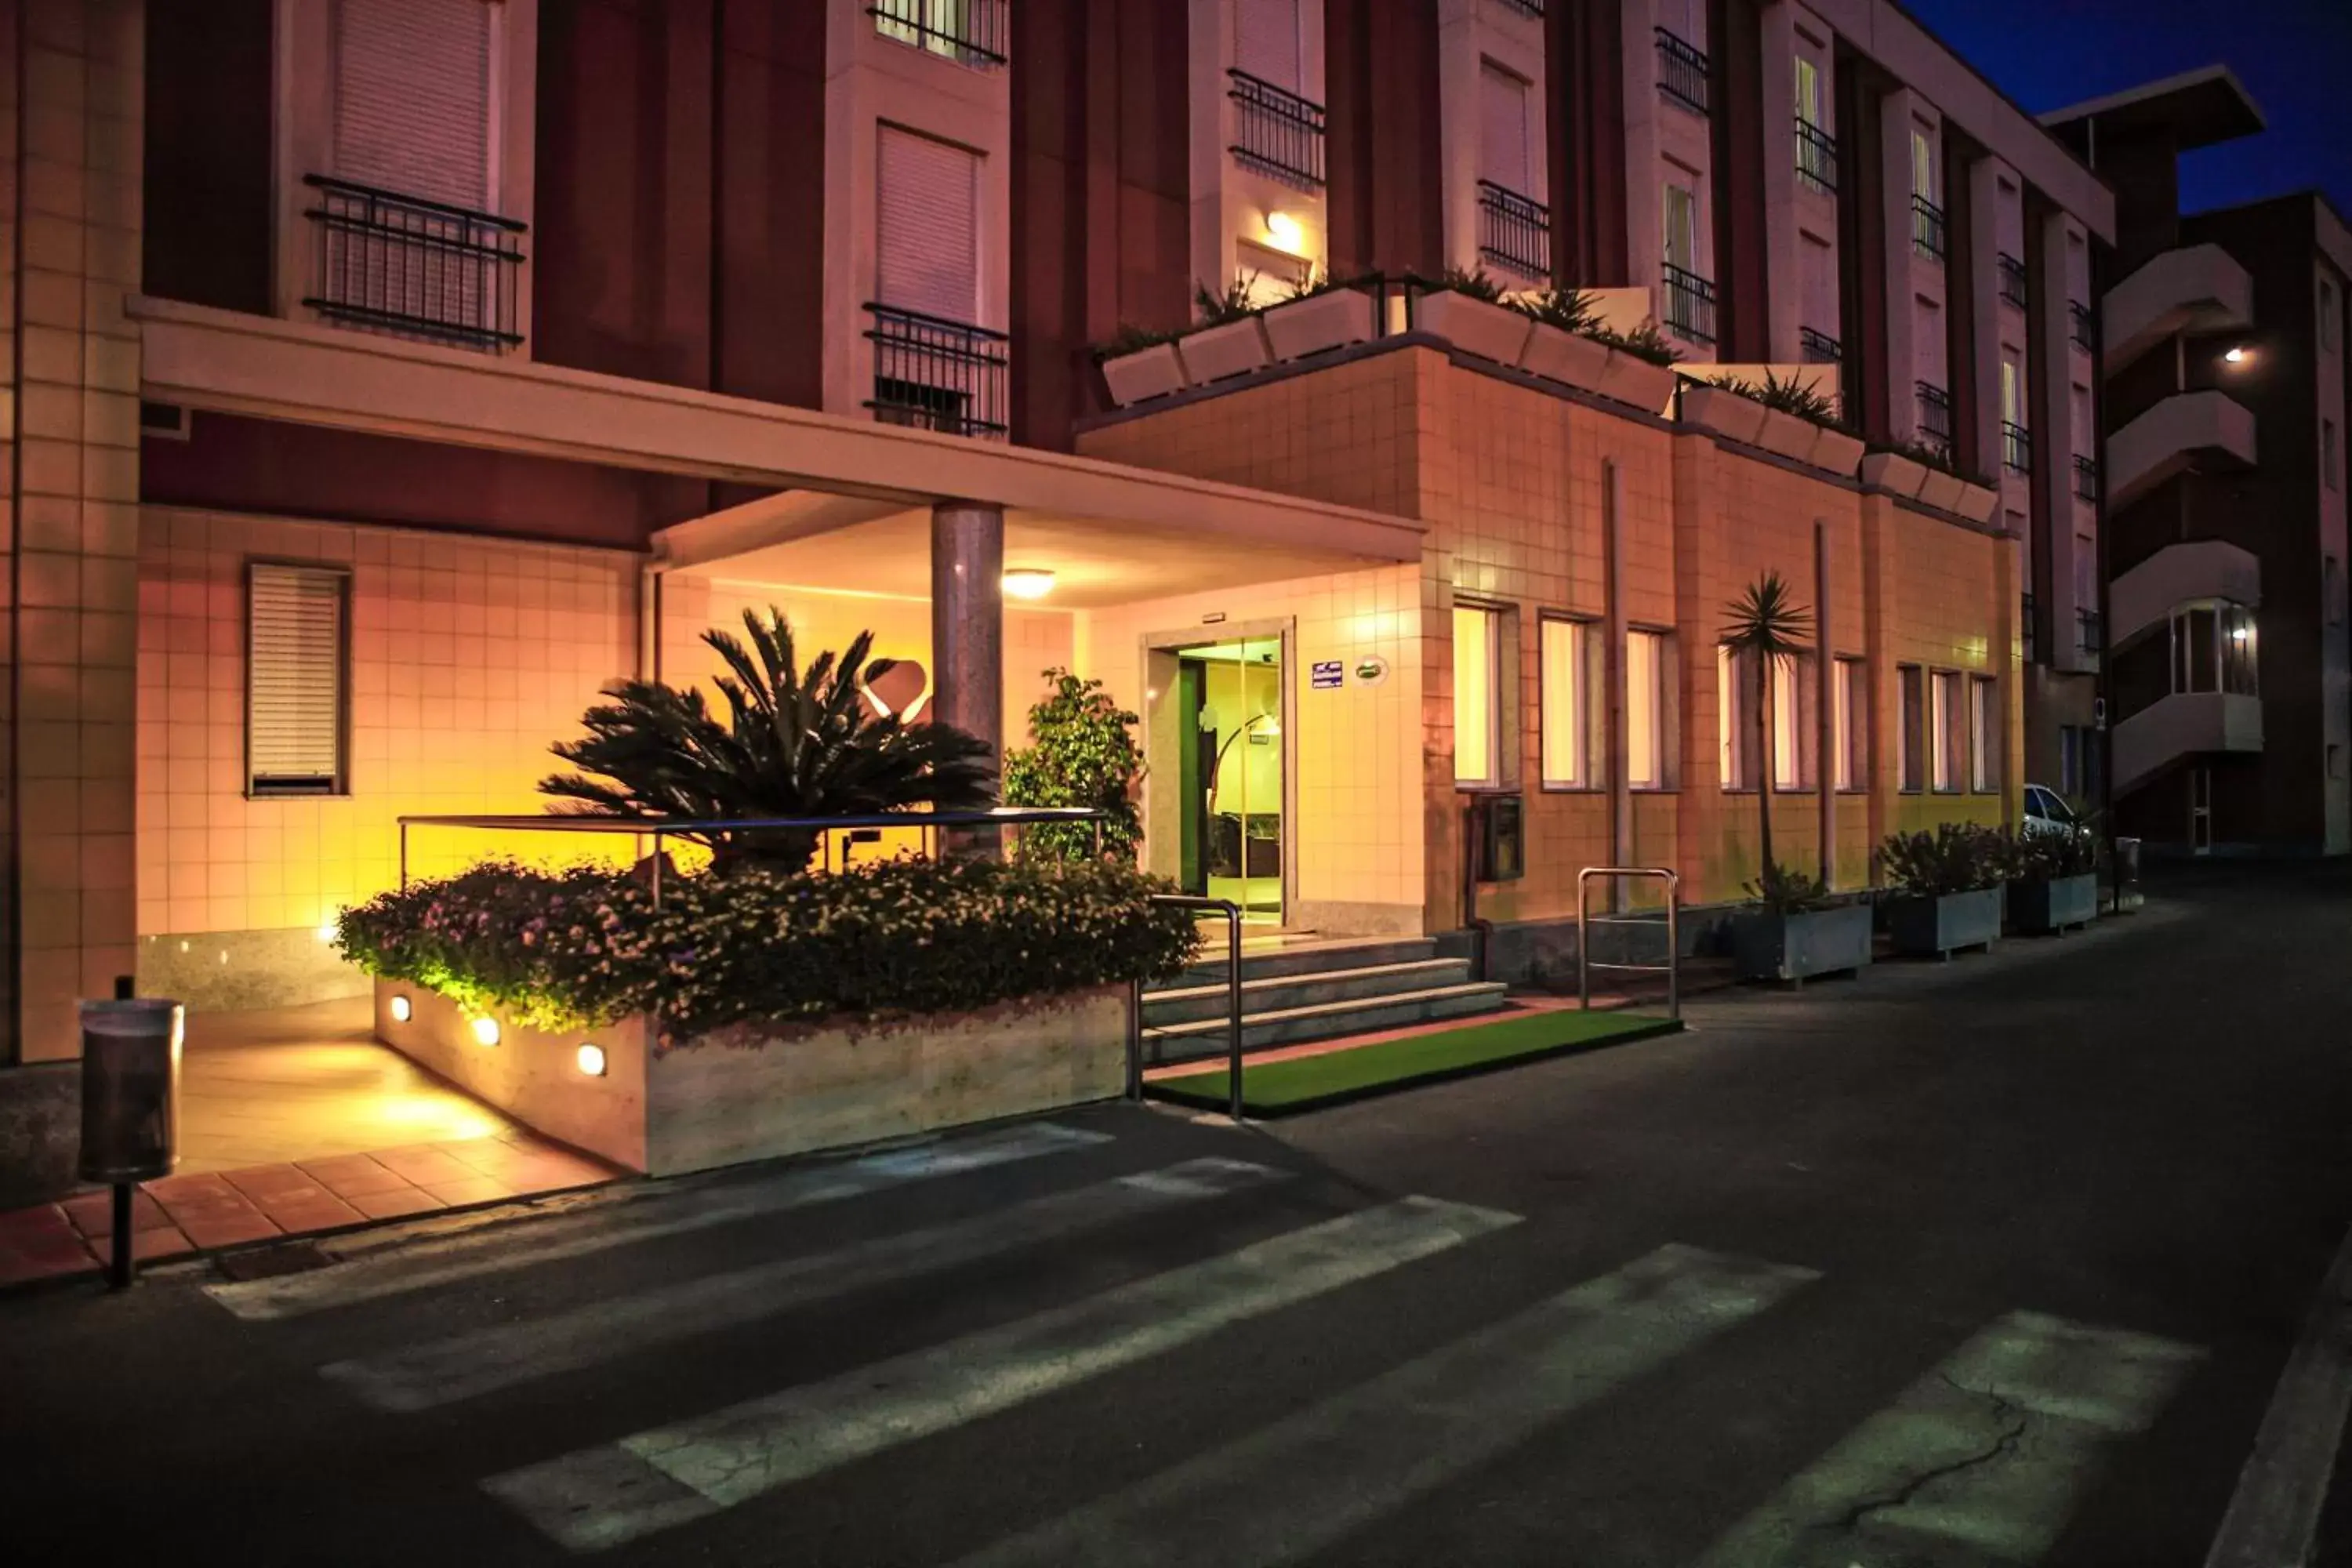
[{"left": 1903, "top": 0, "right": 2352, "bottom": 216}]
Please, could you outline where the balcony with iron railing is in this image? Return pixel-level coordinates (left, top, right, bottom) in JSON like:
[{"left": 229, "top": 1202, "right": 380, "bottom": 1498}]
[
  {"left": 1915, "top": 381, "right": 1954, "bottom": 455},
  {"left": 1911, "top": 194, "right": 1946, "bottom": 263},
  {"left": 2023, "top": 591, "right": 2038, "bottom": 664},
  {"left": 865, "top": 303, "right": 1009, "bottom": 440},
  {"left": 1662, "top": 262, "right": 1717, "bottom": 347},
  {"left": 2003, "top": 420, "right": 2032, "bottom": 474},
  {"left": 2076, "top": 607, "right": 2104, "bottom": 655},
  {"left": 1656, "top": 28, "right": 1709, "bottom": 115},
  {"left": 1795, "top": 118, "right": 1837, "bottom": 195},
  {"left": 2068, "top": 300, "right": 2095, "bottom": 351},
  {"left": 1494, "top": 0, "right": 1544, "bottom": 16},
  {"left": 1477, "top": 181, "right": 1550, "bottom": 279},
  {"left": 300, "top": 174, "right": 526, "bottom": 351},
  {"left": 869, "top": 0, "right": 1007, "bottom": 67},
  {"left": 1228, "top": 70, "right": 1326, "bottom": 189},
  {"left": 1799, "top": 326, "right": 1842, "bottom": 365},
  {"left": 1998, "top": 252, "right": 2027, "bottom": 308},
  {"left": 2074, "top": 454, "right": 2100, "bottom": 502}
]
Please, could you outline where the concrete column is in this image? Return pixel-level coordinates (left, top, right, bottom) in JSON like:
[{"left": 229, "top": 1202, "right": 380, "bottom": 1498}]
[
  {"left": 1878, "top": 85, "right": 1921, "bottom": 441},
  {"left": 1815, "top": 518, "right": 1835, "bottom": 885},
  {"left": 1758, "top": 0, "right": 1801, "bottom": 363},
  {"left": 1604, "top": 460, "right": 1629, "bottom": 908},
  {"left": 1966, "top": 155, "right": 2005, "bottom": 483},
  {"left": 930, "top": 500, "right": 1005, "bottom": 762}
]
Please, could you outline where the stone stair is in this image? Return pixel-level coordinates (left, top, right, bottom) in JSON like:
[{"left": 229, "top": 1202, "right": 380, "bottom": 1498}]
[{"left": 1139, "top": 935, "right": 1510, "bottom": 1065}]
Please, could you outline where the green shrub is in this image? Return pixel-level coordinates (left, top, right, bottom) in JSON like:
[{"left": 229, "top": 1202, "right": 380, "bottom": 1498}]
[
  {"left": 1002, "top": 669, "right": 1143, "bottom": 863},
  {"left": 1707, "top": 368, "right": 1844, "bottom": 428},
  {"left": 1586, "top": 318, "right": 1682, "bottom": 366},
  {"left": 337, "top": 856, "right": 1200, "bottom": 1046},
  {"left": 1746, "top": 862, "right": 1834, "bottom": 913},
  {"left": 1511, "top": 285, "right": 1600, "bottom": 334},
  {"left": 1097, "top": 323, "right": 1183, "bottom": 360},
  {"left": 1195, "top": 274, "right": 1261, "bottom": 325},
  {"left": 2005, "top": 825, "right": 2097, "bottom": 880},
  {"left": 1435, "top": 265, "right": 1505, "bottom": 303},
  {"left": 1878, "top": 823, "right": 2005, "bottom": 896}
]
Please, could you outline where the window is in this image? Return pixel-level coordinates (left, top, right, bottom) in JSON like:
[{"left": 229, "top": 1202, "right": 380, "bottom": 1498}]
[
  {"left": 1628, "top": 630, "right": 1667, "bottom": 789},
  {"left": 1718, "top": 646, "right": 1755, "bottom": 790},
  {"left": 247, "top": 564, "right": 349, "bottom": 798},
  {"left": 2326, "top": 419, "right": 2340, "bottom": 492},
  {"left": 332, "top": 0, "right": 497, "bottom": 211},
  {"left": 1771, "top": 653, "right": 1811, "bottom": 791},
  {"left": 1479, "top": 63, "right": 1532, "bottom": 196},
  {"left": 877, "top": 125, "right": 980, "bottom": 325},
  {"left": 871, "top": 0, "right": 1005, "bottom": 64},
  {"left": 1663, "top": 181, "right": 1698, "bottom": 274},
  {"left": 1236, "top": 0, "right": 1302, "bottom": 89},
  {"left": 1896, "top": 665, "right": 1924, "bottom": 791},
  {"left": 1454, "top": 603, "right": 1504, "bottom": 786},
  {"left": 1969, "top": 677, "right": 1997, "bottom": 792},
  {"left": 1540, "top": 617, "right": 1593, "bottom": 787},
  {"left": 1833, "top": 658, "right": 1867, "bottom": 791},
  {"left": 1795, "top": 55, "right": 1821, "bottom": 129},
  {"left": 1930, "top": 671, "right": 1962, "bottom": 791},
  {"left": 1911, "top": 128, "right": 1935, "bottom": 201}
]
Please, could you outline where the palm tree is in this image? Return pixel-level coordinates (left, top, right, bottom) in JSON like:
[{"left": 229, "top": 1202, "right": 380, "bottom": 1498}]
[
  {"left": 1719, "top": 571, "right": 1815, "bottom": 882},
  {"left": 541, "top": 608, "right": 996, "bottom": 873}
]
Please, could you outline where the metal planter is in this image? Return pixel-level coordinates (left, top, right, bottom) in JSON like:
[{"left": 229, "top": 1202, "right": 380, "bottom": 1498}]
[
  {"left": 2009, "top": 873, "right": 2099, "bottom": 935},
  {"left": 1884, "top": 886, "right": 2003, "bottom": 959},
  {"left": 1733, "top": 902, "right": 1874, "bottom": 985}
]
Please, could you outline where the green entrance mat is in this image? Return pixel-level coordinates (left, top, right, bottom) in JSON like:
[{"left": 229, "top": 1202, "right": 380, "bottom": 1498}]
[{"left": 1145, "top": 1008, "right": 1684, "bottom": 1117}]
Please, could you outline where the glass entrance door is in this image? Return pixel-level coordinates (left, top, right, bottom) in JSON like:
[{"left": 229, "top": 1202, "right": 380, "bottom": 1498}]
[{"left": 1176, "top": 636, "right": 1284, "bottom": 923}]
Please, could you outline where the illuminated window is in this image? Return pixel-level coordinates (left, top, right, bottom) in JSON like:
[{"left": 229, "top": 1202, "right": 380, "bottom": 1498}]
[
  {"left": 1718, "top": 645, "right": 1754, "bottom": 789},
  {"left": 1771, "top": 652, "right": 1810, "bottom": 791},
  {"left": 1540, "top": 617, "right": 1592, "bottom": 787},
  {"left": 1969, "top": 676, "right": 1998, "bottom": 793},
  {"left": 247, "top": 563, "right": 349, "bottom": 798},
  {"left": 1453, "top": 604, "right": 1504, "bottom": 786},
  {"left": 1834, "top": 657, "right": 1867, "bottom": 790},
  {"left": 1930, "top": 670, "right": 1962, "bottom": 792},
  {"left": 1628, "top": 630, "right": 1667, "bottom": 789},
  {"left": 1897, "top": 665, "right": 1924, "bottom": 792}
]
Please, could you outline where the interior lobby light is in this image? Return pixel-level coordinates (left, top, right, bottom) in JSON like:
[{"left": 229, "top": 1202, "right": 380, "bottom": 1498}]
[
  {"left": 2224, "top": 346, "right": 2250, "bottom": 364},
  {"left": 576, "top": 1042, "right": 608, "bottom": 1078},
  {"left": 470, "top": 1016, "right": 501, "bottom": 1047},
  {"left": 1002, "top": 569, "right": 1057, "bottom": 601},
  {"left": 1265, "top": 210, "right": 1305, "bottom": 253},
  {"left": 389, "top": 994, "right": 412, "bottom": 1024}
]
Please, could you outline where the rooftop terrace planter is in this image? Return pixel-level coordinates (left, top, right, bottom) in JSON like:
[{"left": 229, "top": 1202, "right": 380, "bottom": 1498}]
[
  {"left": 1810, "top": 426, "right": 1866, "bottom": 478},
  {"left": 1679, "top": 383, "right": 1769, "bottom": 446},
  {"left": 1262, "top": 286, "right": 1375, "bottom": 363},
  {"left": 1860, "top": 449, "right": 1928, "bottom": 499},
  {"left": 1596, "top": 349, "right": 1680, "bottom": 415},
  {"left": 1916, "top": 466, "right": 1966, "bottom": 514},
  {"left": 1733, "top": 902, "right": 1873, "bottom": 985},
  {"left": 1954, "top": 480, "right": 2001, "bottom": 524},
  {"left": 1519, "top": 321, "right": 1615, "bottom": 397},
  {"left": 1178, "top": 316, "right": 1271, "bottom": 383},
  {"left": 1417, "top": 289, "right": 1533, "bottom": 368},
  {"left": 1099, "top": 341, "right": 1190, "bottom": 408},
  {"left": 2009, "top": 872, "right": 2099, "bottom": 936},
  {"left": 1755, "top": 407, "right": 1824, "bottom": 463},
  {"left": 1884, "top": 885, "right": 2003, "bottom": 960}
]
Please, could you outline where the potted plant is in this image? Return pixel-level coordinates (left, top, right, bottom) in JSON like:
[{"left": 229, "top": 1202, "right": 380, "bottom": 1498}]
[
  {"left": 1679, "top": 376, "right": 1770, "bottom": 446},
  {"left": 1733, "top": 863, "right": 1874, "bottom": 985},
  {"left": 1415, "top": 267, "right": 1533, "bottom": 367},
  {"left": 1096, "top": 324, "right": 1191, "bottom": 408},
  {"left": 1002, "top": 668, "right": 1144, "bottom": 863},
  {"left": 1860, "top": 441, "right": 1929, "bottom": 499},
  {"left": 1179, "top": 274, "right": 1272, "bottom": 383},
  {"left": 1587, "top": 319, "right": 1682, "bottom": 412},
  {"left": 1261, "top": 269, "right": 1376, "bottom": 362},
  {"left": 2005, "top": 825, "right": 2100, "bottom": 935},
  {"left": 1911, "top": 442, "right": 1968, "bottom": 514},
  {"left": 1514, "top": 286, "right": 1615, "bottom": 394},
  {"left": 1878, "top": 822, "right": 2005, "bottom": 960}
]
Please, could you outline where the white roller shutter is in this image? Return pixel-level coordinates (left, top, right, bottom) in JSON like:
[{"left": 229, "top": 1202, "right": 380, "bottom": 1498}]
[
  {"left": 1236, "top": 0, "right": 1300, "bottom": 89},
  {"left": 333, "top": 0, "right": 495, "bottom": 209},
  {"left": 877, "top": 125, "right": 979, "bottom": 324},
  {"left": 248, "top": 565, "right": 347, "bottom": 797},
  {"left": 1479, "top": 64, "right": 1530, "bottom": 194}
]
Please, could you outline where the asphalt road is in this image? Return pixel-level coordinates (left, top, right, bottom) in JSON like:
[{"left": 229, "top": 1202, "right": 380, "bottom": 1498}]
[{"left": 5, "top": 862, "right": 2350, "bottom": 1566}]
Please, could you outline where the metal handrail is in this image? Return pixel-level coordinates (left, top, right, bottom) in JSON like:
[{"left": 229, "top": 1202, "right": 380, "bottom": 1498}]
[
  {"left": 1141, "top": 895, "right": 1247, "bottom": 1120},
  {"left": 1576, "top": 867, "right": 1682, "bottom": 1020}
]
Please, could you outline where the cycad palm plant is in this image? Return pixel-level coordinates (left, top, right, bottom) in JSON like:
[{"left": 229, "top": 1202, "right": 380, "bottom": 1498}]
[
  {"left": 1719, "top": 571, "right": 1815, "bottom": 883},
  {"left": 541, "top": 608, "right": 995, "bottom": 873}
]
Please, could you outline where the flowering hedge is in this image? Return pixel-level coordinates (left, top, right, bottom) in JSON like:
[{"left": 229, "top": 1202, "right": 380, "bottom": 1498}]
[{"left": 336, "top": 857, "right": 1201, "bottom": 1044}]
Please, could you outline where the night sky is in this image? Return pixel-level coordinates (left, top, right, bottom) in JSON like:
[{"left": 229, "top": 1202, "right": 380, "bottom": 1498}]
[{"left": 1902, "top": 0, "right": 2352, "bottom": 217}]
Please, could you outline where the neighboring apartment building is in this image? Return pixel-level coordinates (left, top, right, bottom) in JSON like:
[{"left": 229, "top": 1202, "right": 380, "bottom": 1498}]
[
  {"left": 0, "top": 0, "right": 2117, "bottom": 1083},
  {"left": 2047, "top": 69, "right": 2352, "bottom": 855}
]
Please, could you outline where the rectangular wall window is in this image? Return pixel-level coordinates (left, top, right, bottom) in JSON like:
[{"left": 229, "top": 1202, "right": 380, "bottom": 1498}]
[
  {"left": 332, "top": 0, "right": 496, "bottom": 210},
  {"left": 1771, "top": 653, "right": 1810, "bottom": 791},
  {"left": 1236, "top": 0, "right": 1301, "bottom": 89},
  {"left": 1897, "top": 665, "right": 1924, "bottom": 792},
  {"left": 1628, "top": 630, "right": 1666, "bottom": 789},
  {"left": 1540, "top": 617, "right": 1592, "bottom": 788},
  {"left": 1911, "top": 127, "right": 1935, "bottom": 201},
  {"left": 1454, "top": 603, "right": 1503, "bottom": 786},
  {"left": 1930, "top": 670, "right": 1962, "bottom": 792},
  {"left": 877, "top": 125, "right": 981, "bottom": 325},
  {"left": 1969, "top": 676, "right": 1997, "bottom": 792},
  {"left": 1664, "top": 182, "right": 1697, "bottom": 273},
  {"left": 1795, "top": 55, "right": 1820, "bottom": 128},
  {"left": 1834, "top": 657, "right": 1867, "bottom": 790},
  {"left": 1479, "top": 63, "right": 1531, "bottom": 196},
  {"left": 247, "top": 563, "right": 350, "bottom": 797},
  {"left": 1718, "top": 645, "right": 1754, "bottom": 789}
]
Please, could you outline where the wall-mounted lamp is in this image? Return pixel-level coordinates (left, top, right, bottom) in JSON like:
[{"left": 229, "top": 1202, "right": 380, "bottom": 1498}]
[
  {"left": 1003, "top": 569, "right": 1057, "bottom": 601},
  {"left": 576, "top": 1042, "right": 608, "bottom": 1077},
  {"left": 2224, "top": 346, "right": 2252, "bottom": 365},
  {"left": 389, "top": 994, "right": 412, "bottom": 1024},
  {"left": 470, "top": 1016, "right": 501, "bottom": 1047},
  {"left": 1265, "top": 211, "right": 1305, "bottom": 254}
]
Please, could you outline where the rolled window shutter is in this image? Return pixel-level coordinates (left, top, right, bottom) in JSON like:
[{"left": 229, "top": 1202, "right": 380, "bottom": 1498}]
[
  {"left": 333, "top": 0, "right": 494, "bottom": 210},
  {"left": 877, "top": 125, "right": 979, "bottom": 324},
  {"left": 249, "top": 565, "right": 347, "bottom": 795},
  {"left": 1236, "top": 0, "right": 1299, "bottom": 88},
  {"left": 1479, "top": 65, "right": 1529, "bottom": 194}
]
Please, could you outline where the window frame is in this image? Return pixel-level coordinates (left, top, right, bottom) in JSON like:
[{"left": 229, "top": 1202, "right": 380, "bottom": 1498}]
[
  {"left": 1833, "top": 655, "right": 1867, "bottom": 793},
  {"left": 1770, "top": 650, "right": 1813, "bottom": 793},
  {"left": 1717, "top": 644, "right": 1755, "bottom": 793},
  {"left": 1627, "top": 627, "right": 1671, "bottom": 792},
  {"left": 1896, "top": 664, "right": 1925, "bottom": 793},
  {"left": 1929, "top": 669, "right": 1964, "bottom": 793},
  {"left": 1537, "top": 612, "right": 1598, "bottom": 791},
  {"left": 1969, "top": 675, "right": 1998, "bottom": 793},
  {"left": 1453, "top": 599, "right": 1508, "bottom": 789},
  {"left": 245, "top": 560, "right": 353, "bottom": 800}
]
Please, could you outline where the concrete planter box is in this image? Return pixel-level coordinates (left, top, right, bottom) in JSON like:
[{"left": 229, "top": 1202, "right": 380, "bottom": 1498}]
[
  {"left": 1954, "top": 481, "right": 2001, "bottom": 524},
  {"left": 1860, "top": 450, "right": 1928, "bottom": 497},
  {"left": 1885, "top": 887, "right": 2004, "bottom": 959},
  {"left": 1099, "top": 342, "right": 1189, "bottom": 408},
  {"left": 1809, "top": 426, "right": 1866, "bottom": 477},
  {"left": 1597, "top": 350, "right": 1680, "bottom": 415},
  {"left": 2009, "top": 873, "right": 2099, "bottom": 935},
  {"left": 376, "top": 980, "right": 1129, "bottom": 1177},
  {"left": 1733, "top": 903, "right": 1874, "bottom": 985},
  {"left": 1262, "top": 287, "right": 1374, "bottom": 362},
  {"left": 1417, "top": 289, "right": 1532, "bottom": 366},
  {"left": 1179, "top": 317, "right": 1271, "bottom": 383},
  {"left": 1680, "top": 383, "right": 1769, "bottom": 445},
  {"left": 1916, "top": 466, "right": 1966, "bottom": 514},
  {"left": 1520, "top": 322, "right": 1615, "bottom": 394},
  {"left": 1756, "top": 408, "right": 1824, "bottom": 461}
]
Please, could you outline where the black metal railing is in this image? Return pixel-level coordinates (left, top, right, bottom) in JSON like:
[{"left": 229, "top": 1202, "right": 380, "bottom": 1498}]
[
  {"left": 2077, "top": 607, "right": 2103, "bottom": 655},
  {"left": 1228, "top": 70, "right": 1326, "bottom": 189},
  {"left": 2069, "top": 299, "right": 2095, "bottom": 350},
  {"left": 1911, "top": 194, "right": 1947, "bottom": 263},
  {"left": 1495, "top": 0, "right": 1545, "bottom": 16},
  {"left": 1998, "top": 252, "right": 2027, "bottom": 307},
  {"left": 867, "top": 0, "right": 1007, "bottom": 66},
  {"left": 2002, "top": 420, "right": 2033, "bottom": 473},
  {"left": 1656, "top": 28, "right": 1709, "bottom": 115},
  {"left": 1915, "top": 381, "right": 1954, "bottom": 452},
  {"left": 1477, "top": 181, "right": 1550, "bottom": 278},
  {"left": 1795, "top": 118, "right": 1838, "bottom": 194},
  {"left": 2074, "top": 453, "right": 2100, "bottom": 501},
  {"left": 1800, "top": 326, "right": 1842, "bottom": 364},
  {"left": 300, "top": 174, "right": 525, "bottom": 350},
  {"left": 2023, "top": 592, "right": 2038, "bottom": 664},
  {"left": 865, "top": 303, "right": 1009, "bottom": 439},
  {"left": 1662, "top": 262, "right": 1717, "bottom": 346}
]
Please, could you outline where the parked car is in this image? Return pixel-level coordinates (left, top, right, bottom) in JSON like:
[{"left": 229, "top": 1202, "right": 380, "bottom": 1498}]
[{"left": 2022, "top": 784, "right": 2085, "bottom": 840}]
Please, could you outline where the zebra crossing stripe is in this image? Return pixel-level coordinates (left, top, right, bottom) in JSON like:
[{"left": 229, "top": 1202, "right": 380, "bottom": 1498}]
[
  {"left": 322, "top": 1157, "right": 1293, "bottom": 1412},
  {"left": 205, "top": 1122, "right": 1109, "bottom": 1322},
  {"left": 482, "top": 1195, "right": 1520, "bottom": 1553},
  {"left": 953, "top": 1241, "right": 1820, "bottom": 1568},
  {"left": 1693, "top": 1308, "right": 2205, "bottom": 1567}
]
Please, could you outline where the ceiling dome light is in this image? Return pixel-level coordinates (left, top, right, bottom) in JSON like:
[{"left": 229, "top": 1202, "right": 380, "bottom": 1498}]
[{"left": 1002, "top": 569, "right": 1057, "bottom": 601}]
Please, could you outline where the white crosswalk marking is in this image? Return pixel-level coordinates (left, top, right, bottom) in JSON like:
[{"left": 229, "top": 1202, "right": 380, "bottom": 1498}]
[
  {"left": 953, "top": 1241, "right": 1820, "bottom": 1568},
  {"left": 1693, "top": 1308, "right": 2205, "bottom": 1567},
  {"left": 203, "top": 1122, "right": 1109, "bottom": 1322},
  {"left": 482, "top": 1196, "right": 1520, "bottom": 1553},
  {"left": 321, "top": 1157, "right": 1293, "bottom": 1412}
]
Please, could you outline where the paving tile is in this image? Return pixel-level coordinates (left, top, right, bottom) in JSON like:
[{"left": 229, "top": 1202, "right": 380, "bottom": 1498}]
[
  {"left": 94, "top": 1225, "right": 196, "bottom": 1264},
  {"left": 506, "top": 1155, "right": 619, "bottom": 1193},
  {"left": 60, "top": 1189, "right": 175, "bottom": 1237},
  {"left": 141, "top": 1171, "right": 237, "bottom": 1205},
  {"left": 369, "top": 1147, "right": 478, "bottom": 1186},
  {"left": 220, "top": 1164, "right": 331, "bottom": 1203},
  {"left": 0, "top": 1203, "right": 81, "bottom": 1245},
  {"left": 420, "top": 1175, "right": 516, "bottom": 1208},
  {"left": 0, "top": 1244, "right": 96, "bottom": 1287},
  {"left": 347, "top": 1187, "right": 447, "bottom": 1221},
  {"left": 150, "top": 1189, "right": 267, "bottom": 1229},
  {"left": 173, "top": 1208, "right": 282, "bottom": 1250},
  {"left": 296, "top": 1155, "right": 413, "bottom": 1198},
  {"left": 256, "top": 1195, "right": 365, "bottom": 1235}
]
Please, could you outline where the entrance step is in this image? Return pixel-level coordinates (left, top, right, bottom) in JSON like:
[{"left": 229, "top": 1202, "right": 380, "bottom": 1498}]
[
  {"left": 1140, "top": 982, "right": 1514, "bottom": 1064},
  {"left": 1143, "top": 958, "right": 1479, "bottom": 1027},
  {"left": 1171, "top": 935, "right": 1442, "bottom": 986}
]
